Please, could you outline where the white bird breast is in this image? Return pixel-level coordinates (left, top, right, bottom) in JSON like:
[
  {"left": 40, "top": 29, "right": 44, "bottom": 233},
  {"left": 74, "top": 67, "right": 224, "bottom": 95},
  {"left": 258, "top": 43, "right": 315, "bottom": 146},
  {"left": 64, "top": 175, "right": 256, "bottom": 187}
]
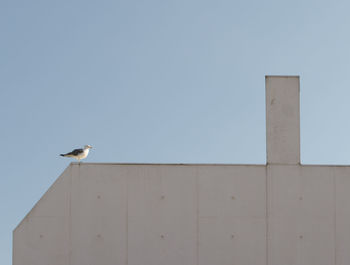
[{"left": 76, "top": 149, "right": 89, "bottom": 160}]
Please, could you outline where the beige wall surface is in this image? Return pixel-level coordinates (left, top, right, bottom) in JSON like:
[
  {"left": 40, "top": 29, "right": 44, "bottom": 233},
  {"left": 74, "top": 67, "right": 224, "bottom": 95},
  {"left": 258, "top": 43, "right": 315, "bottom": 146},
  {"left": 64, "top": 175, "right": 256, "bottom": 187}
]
[
  {"left": 266, "top": 76, "right": 300, "bottom": 165},
  {"left": 13, "top": 163, "right": 350, "bottom": 265}
]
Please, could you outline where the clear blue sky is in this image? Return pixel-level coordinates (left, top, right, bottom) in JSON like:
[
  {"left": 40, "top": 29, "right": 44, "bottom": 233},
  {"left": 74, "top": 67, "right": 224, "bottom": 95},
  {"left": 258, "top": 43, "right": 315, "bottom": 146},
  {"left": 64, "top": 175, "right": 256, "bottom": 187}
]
[{"left": 2, "top": 0, "right": 350, "bottom": 263}]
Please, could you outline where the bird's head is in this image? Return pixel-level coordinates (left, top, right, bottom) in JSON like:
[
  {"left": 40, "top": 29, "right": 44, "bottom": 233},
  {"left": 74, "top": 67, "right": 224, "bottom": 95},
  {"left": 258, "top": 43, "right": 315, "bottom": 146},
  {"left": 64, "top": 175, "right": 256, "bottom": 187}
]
[{"left": 84, "top": 145, "right": 93, "bottom": 149}]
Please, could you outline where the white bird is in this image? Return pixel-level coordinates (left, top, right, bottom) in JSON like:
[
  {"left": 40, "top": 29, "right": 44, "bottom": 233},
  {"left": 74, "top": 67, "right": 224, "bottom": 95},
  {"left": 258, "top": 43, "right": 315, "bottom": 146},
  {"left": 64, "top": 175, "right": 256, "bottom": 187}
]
[{"left": 60, "top": 145, "right": 92, "bottom": 162}]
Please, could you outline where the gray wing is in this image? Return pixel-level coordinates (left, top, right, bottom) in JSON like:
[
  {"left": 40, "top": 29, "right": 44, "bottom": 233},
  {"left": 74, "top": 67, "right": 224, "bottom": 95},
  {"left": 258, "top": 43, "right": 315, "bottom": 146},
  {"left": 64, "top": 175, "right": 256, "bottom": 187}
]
[{"left": 66, "top": 148, "right": 84, "bottom": 156}]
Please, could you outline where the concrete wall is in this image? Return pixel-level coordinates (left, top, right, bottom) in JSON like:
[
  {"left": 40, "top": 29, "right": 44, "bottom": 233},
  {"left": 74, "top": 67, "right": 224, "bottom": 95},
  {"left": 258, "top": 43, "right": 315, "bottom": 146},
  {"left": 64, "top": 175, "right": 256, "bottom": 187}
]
[
  {"left": 13, "top": 166, "right": 71, "bottom": 265},
  {"left": 266, "top": 76, "right": 300, "bottom": 164},
  {"left": 14, "top": 76, "right": 350, "bottom": 265},
  {"left": 13, "top": 163, "right": 350, "bottom": 265}
]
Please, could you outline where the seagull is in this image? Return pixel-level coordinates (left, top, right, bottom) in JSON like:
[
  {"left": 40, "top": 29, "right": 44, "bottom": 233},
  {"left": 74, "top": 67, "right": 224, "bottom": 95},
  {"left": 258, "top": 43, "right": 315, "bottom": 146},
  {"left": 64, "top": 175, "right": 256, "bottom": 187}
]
[{"left": 60, "top": 145, "right": 92, "bottom": 162}]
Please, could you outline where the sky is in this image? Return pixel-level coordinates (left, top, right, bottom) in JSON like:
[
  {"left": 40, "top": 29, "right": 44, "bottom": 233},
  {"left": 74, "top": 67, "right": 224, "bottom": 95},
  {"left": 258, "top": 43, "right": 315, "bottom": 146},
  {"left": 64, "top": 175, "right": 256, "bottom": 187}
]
[{"left": 2, "top": 0, "right": 350, "bottom": 263}]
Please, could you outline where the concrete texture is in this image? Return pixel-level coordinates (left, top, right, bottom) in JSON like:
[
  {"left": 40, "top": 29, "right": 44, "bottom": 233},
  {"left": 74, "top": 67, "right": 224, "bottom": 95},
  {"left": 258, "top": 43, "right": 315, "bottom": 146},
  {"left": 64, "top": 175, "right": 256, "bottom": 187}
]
[
  {"left": 266, "top": 76, "right": 300, "bottom": 165},
  {"left": 267, "top": 165, "right": 335, "bottom": 265},
  {"left": 13, "top": 76, "right": 350, "bottom": 265}
]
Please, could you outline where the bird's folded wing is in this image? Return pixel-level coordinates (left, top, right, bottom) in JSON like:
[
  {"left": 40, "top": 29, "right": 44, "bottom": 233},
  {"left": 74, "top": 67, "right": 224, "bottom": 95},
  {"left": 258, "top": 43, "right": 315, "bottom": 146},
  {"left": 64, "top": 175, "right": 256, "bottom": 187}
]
[{"left": 66, "top": 149, "right": 84, "bottom": 156}]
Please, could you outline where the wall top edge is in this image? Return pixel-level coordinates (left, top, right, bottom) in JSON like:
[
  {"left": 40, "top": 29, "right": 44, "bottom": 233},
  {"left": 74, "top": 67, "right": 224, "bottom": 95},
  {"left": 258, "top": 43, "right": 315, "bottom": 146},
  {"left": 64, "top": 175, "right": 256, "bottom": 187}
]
[
  {"left": 267, "top": 163, "right": 350, "bottom": 168},
  {"left": 265, "top": 75, "right": 300, "bottom": 78},
  {"left": 301, "top": 164, "right": 350, "bottom": 167},
  {"left": 70, "top": 163, "right": 350, "bottom": 168},
  {"left": 70, "top": 162, "right": 266, "bottom": 167}
]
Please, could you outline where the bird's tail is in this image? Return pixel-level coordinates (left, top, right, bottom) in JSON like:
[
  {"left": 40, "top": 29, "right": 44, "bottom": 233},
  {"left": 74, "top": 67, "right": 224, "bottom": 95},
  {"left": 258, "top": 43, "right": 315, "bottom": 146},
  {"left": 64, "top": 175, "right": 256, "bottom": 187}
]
[{"left": 60, "top": 154, "right": 66, "bottom": 157}]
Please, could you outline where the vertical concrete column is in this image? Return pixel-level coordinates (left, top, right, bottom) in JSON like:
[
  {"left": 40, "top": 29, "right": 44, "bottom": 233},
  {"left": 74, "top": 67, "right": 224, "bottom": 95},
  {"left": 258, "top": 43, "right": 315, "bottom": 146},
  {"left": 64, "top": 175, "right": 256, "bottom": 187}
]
[{"left": 266, "top": 76, "right": 300, "bottom": 165}]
